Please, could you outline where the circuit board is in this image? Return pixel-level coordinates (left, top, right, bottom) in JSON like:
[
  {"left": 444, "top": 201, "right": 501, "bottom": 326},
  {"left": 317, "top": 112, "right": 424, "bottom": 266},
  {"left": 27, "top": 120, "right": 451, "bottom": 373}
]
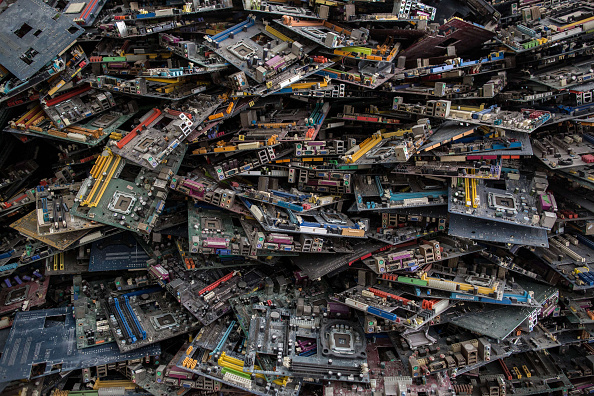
[
  {"left": 448, "top": 175, "right": 557, "bottom": 229},
  {"left": 463, "top": 351, "right": 573, "bottom": 395},
  {"left": 163, "top": 264, "right": 264, "bottom": 325},
  {"left": 332, "top": 284, "right": 455, "bottom": 331},
  {"left": 89, "top": 232, "right": 150, "bottom": 272},
  {"left": 209, "top": 144, "right": 294, "bottom": 181},
  {"left": 187, "top": 205, "right": 248, "bottom": 254},
  {"left": 72, "top": 275, "right": 115, "bottom": 349},
  {"left": 292, "top": 239, "right": 388, "bottom": 279},
  {"left": 419, "top": 123, "right": 479, "bottom": 152},
  {"left": 392, "top": 325, "right": 506, "bottom": 377},
  {"left": 205, "top": 17, "right": 334, "bottom": 95},
  {"left": 0, "top": 271, "right": 49, "bottom": 315},
  {"left": 335, "top": 121, "right": 434, "bottom": 165},
  {"left": 393, "top": 158, "right": 503, "bottom": 180},
  {"left": 232, "top": 180, "right": 344, "bottom": 213},
  {"left": 98, "top": 14, "right": 206, "bottom": 39},
  {"left": 562, "top": 293, "right": 594, "bottom": 324},
  {"left": 158, "top": 341, "right": 222, "bottom": 391},
  {"left": 0, "top": 43, "right": 84, "bottom": 104},
  {"left": 383, "top": 260, "right": 543, "bottom": 307},
  {"left": 323, "top": 62, "right": 395, "bottom": 90},
  {"left": 242, "top": 0, "right": 319, "bottom": 18},
  {"left": 0, "top": 0, "right": 84, "bottom": 80},
  {"left": 352, "top": 174, "right": 448, "bottom": 211},
  {"left": 229, "top": 103, "right": 330, "bottom": 143},
  {"left": 71, "top": 145, "right": 185, "bottom": 235},
  {"left": 33, "top": 183, "right": 103, "bottom": 235},
  {"left": 3, "top": 0, "right": 594, "bottom": 395},
  {"left": 0, "top": 306, "right": 161, "bottom": 382},
  {"left": 444, "top": 304, "right": 540, "bottom": 340},
  {"left": 60, "top": 0, "right": 108, "bottom": 26},
  {"left": 45, "top": 250, "right": 89, "bottom": 274},
  {"left": 368, "top": 221, "right": 444, "bottom": 246},
  {"left": 448, "top": 213, "right": 549, "bottom": 247},
  {"left": 154, "top": 210, "right": 188, "bottom": 234},
  {"left": 247, "top": 201, "right": 367, "bottom": 238},
  {"left": 6, "top": 106, "right": 138, "bottom": 146},
  {"left": 73, "top": 110, "right": 140, "bottom": 144},
  {"left": 192, "top": 319, "right": 242, "bottom": 352},
  {"left": 0, "top": 160, "right": 39, "bottom": 192},
  {"left": 159, "top": 33, "right": 230, "bottom": 69},
  {"left": 241, "top": 217, "right": 355, "bottom": 254},
  {"left": 229, "top": 276, "right": 333, "bottom": 334},
  {"left": 224, "top": 272, "right": 369, "bottom": 383},
  {"left": 324, "top": 339, "right": 406, "bottom": 396},
  {"left": 177, "top": 343, "right": 302, "bottom": 396},
  {"left": 103, "top": 287, "right": 201, "bottom": 353},
  {"left": 90, "top": 75, "right": 211, "bottom": 101},
  {"left": 243, "top": 306, "right": 294, "bottom": 371},
  {"left": 177, "top": 314, "right": 302, "bottom": 396},
  {"left": 175, "top": 238, "right": 263, "bottom": 270},
  {"left": 272, "top": 19, "right": 369, "bottom": 49},
  {"left": 10, "top": 211, "right": 92, "bottom": 250},
  {"left": 42, "top": 87, "right": 118, "bottom": 129},
  {"left": 172, "top": 168, "right": 249, "bottom": 215},
  {"left": 390, "top": 71, "right": 506, "bottom": 99},
  {"left": 108, "top": 0, "right": 232, "bottom": 21},
  {"left": 109, "top": 98, "right": 220, "bottom": 169},
  {"left": 533, "top": 234, "right": 594, "bottom": 290},
  {"left": 246, "top": 306, "right": 370, "bottom": 383},
  {"left": 420, "top": 125, "right": 533, "bottom": 158},
  {"left": 393, "top": 99, "right": 551, "bottom": 134},
  {"left": 123, "top": 365, "right": 189, "bottom": 396},
  {"left": 361, "top": 236, "right": 483, "bottom": 274},
  {"left": 533, "top": 130, "right": 594, "bottom": 169}
]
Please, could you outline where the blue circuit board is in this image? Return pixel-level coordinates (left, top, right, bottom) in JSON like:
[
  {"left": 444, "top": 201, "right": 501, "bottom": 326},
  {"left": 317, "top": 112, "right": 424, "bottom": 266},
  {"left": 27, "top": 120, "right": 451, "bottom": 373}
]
[
  {"left": 89, "top": 232, "right": 150, "bottom": 271},
  {"left": 0, "top": 0, "right": 84, "bottom": 80},
  {"left": 0, "top": 306, "right": 161, "bottom": 382}
]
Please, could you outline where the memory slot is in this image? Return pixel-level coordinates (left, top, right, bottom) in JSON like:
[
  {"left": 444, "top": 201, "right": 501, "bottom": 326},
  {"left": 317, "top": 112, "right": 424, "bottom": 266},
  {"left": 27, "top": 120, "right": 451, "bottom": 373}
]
[
  {"left": 289, "top": 362, "right": 361, "bottom": 376},
  {"left": 15, "top": 105, "right": 42, "bottom": 125},
  {"left": 89, "top": 155, "right": 121, "bottom": 207},
  {"left": 109, "top": 298, "right": 136, "bottom": 343},
  {"left": 113, "top": 298, "right": 136, "bottom": 342},
  {"left": 124, "top": 296, "right": 146, "bottom": 340},
  {"left": 24, "top": 110, "right": 46, "bottom": 128},
  {"left": 118, "top": 298, "right": 142, "bottom": 341},
  {"left": 83, "top": 154, "right": 112, "bottom": 206},
  {"left": 90, "top": 154, "right": 108, "bottom": 178}
]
